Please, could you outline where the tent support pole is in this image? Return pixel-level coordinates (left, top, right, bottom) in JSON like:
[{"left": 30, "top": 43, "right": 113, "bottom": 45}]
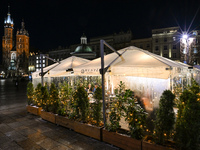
[{"left": 100, "top": 40, "right": 106, "bottom": 127}]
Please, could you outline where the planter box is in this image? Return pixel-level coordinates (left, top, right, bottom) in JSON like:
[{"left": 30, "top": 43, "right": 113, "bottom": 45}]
[
  {"left": 26, "top": 105, "right": 42, "bottom": 116},
  {"left": 102, "top": 129, "right": 141, "bottom": 150},
  {"left": 142, "top": 141, "right": 175, "bottom": 150},
  {"left": 41, "top": 110, "right": 56, "bottom": 124},
  {"left": 56, "top": 115, "right": 75, "bottom": 130},
  {"left": 74, "top": 121, "right": 102, "bottom": 141}
]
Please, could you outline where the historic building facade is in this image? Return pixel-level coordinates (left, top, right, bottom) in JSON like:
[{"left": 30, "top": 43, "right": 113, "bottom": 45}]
[{"left": 2, "top": 6, "right": 29, "bottom": 76}]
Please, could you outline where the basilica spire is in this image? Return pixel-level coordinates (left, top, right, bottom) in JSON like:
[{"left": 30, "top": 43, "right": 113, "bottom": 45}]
[{"left": 4, "top": 5, "right": 14, "bottom": 28}]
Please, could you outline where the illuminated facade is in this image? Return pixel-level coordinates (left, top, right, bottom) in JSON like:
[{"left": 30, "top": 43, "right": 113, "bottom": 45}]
[{"left": 2, "top": 6, "right": 29, "bottom": 76}]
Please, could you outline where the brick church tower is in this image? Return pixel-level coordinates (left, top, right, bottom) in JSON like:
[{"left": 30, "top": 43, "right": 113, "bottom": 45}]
[
  {"left": 2, "top": 5, "right": 14, "bottom": 71},
  {"left": 2, "top": 6, "right": 29, "bottom": 76}
]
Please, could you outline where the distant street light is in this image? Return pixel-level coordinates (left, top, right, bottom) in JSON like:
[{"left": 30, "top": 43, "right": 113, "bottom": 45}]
[{"left": 180, "top": 32, "right": 195, "bottom": 65}]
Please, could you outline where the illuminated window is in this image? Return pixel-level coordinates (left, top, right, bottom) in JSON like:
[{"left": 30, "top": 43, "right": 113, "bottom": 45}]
[
  {"left": 36, "top": 60, "right": 39, "bottom": 63},
  {"left": 173, "top": 37, "right": 176, "bottom": 41},
  {"left": 43, "top": 60, "right": 45, "bottom": 63},
  {"left": 43, "top": 64, "right": 45, "bottom": 67},
  {"left": 194, "top": 48, "right": 197, "bottom": 54}
]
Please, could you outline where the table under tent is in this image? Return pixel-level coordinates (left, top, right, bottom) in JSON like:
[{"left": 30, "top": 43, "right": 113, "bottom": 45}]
[{"left": 73, "top": 46, "right": 200, "bottom": 111}]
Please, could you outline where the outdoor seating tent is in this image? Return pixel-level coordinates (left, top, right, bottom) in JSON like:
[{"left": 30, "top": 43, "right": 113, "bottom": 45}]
[
  {"left": 73, "top": 46, "right": 199, "bottom": 110},
  {"left": 32, "top": 56, "right": 90, "bottom": 87}
]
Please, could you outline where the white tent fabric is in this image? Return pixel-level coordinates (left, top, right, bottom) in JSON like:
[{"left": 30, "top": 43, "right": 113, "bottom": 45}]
[
  {"left": 73, "top": 46, "right": 191, "bottom": 79},
  {"left": 32, "top": 56, "right": 90, "bottom": 79}
]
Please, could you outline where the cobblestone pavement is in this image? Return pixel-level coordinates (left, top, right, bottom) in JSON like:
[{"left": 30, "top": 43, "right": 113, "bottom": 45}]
[{"left": 0, "top": 105, "right": 119, "bottom": 150}]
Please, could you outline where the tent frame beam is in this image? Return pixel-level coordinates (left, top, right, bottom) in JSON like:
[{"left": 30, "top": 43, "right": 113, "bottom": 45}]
[
  {"left": 100, "top": 39, "right": 124, "bottom": 127},
  {"left": 40, "top": 54, "right": 60, "bottom": 86}
]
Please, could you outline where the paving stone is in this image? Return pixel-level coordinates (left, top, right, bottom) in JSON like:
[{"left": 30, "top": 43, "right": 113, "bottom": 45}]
[
  {"left": 0, "top": 123, "right": 14, "bottom": 133},
  {"left": 28, "top": 132, "right": 47, "bottom": 143},
  {"left": 17, "top": 139, "right": 45, "bottom": 150},
  {"left": 5, "top": 130, "right": 27, "bottom": 142},
  {"left": 17, "top": 127, "right": 37, "bottom": 136},
  {"left": 51, "top": 144, "right": 72, "bottom": 150},
  {"left": 38, "top": 137, "right": 60, "bottom": 150},
  {"left": 7, "top": 121, "right": 23, "bottom": 129},
  {"left": 1, "top": 141, "right": 24, "bottom": 150}
]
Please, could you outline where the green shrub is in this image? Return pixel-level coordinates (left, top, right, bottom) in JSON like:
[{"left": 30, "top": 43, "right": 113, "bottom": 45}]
[
  {"left": 154, "top": 90, "right": 175, "bottom": 144},
  {"left": 92, "top": 87, "right": 103, "bottom": 126},
  {"left": 41, "top": 85, "right": 49, "bottom": 112},
  {"left": 33, "top": 83, "right": 42, "bottom": 107},
  {"left": 58, "top": 82, "right": 72, "bottom": 116},
  {"left": 71, "top": 85, "right": 89, "bottom": 122},
  {"left": 49, "top": 83, "right": 60, "bottom": 114},
  {"left": 175, "top": 80, "right": 200, "bottom": 150},
  {"left": 27, "top": 82, "right": 34, "bottom": 105}
]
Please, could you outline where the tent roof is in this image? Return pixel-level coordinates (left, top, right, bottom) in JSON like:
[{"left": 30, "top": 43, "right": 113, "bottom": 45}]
[
  {"left": 32, "top": 56, "right": 90, "bottom": 78},
  {"left": 73, "top": 46, "right": 191, "bottom": 79}
]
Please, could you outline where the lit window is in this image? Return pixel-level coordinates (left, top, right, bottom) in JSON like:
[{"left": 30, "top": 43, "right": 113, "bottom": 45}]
[
  {"left": 43, "top": 60, "right": 45, "bottom": 63},
  {"left": 36, "top": 64, "right": 38, "bottom": 67},
  {"left": 43, "top": 64, "right": 45, "bottom": 67},
  {"left": 36, "top": 57, "right": 38, "bottom": 59},
  {"left": 194, "top": 48, "right": 197, "bottom": 54},
  {"left": 173, "top": 37, "right": 176, "bottom": 41},
  {"left": 36, "top": 60, "right": 39, "bottom": 63}
]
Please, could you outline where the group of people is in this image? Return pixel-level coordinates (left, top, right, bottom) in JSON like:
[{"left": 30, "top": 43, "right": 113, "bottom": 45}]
[{"left": 85, "top": 83, "right": 98, "bottom": 93}]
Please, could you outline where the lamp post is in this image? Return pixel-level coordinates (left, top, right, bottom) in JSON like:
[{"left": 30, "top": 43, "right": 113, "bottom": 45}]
[{"left": 180, "top": 32, "right": 195, "bottom": 65}]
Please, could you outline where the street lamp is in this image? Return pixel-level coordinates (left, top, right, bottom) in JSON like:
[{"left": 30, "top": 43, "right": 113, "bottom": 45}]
[{"left": 180, "top": 32, "right": 195, "bottom": 65}]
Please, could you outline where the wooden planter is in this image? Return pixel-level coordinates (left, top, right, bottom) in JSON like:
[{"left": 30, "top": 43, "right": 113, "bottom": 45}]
[
  {"left": 74, "top": 121, "right": 103, "bottom": 141},
  {"left": 41, "top": 110, "right": 56, "bottom": 124},
  {"left": 102, "top": 129, "right": 141, "bottom": 150},
  {"left": 26, "top": 105, "right": 42, "bottom": 116},
  {"left": 142, "top": 141, "right": 175, "bottom": 150},
  {"left": 56, "top": 115, "right": 75, "bottom": 130}
]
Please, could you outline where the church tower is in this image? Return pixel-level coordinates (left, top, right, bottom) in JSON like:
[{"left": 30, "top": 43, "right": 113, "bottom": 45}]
[
  {"left": 16, "top": 19, "right": 29, "bottom": 73},
  {"left": 2, "top": 5, "right": 14, "bottom": 69}
]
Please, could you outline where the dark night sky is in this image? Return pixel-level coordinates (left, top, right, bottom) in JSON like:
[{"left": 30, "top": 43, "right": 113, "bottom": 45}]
[{"left": 1, "top": 0, "right": 200, "bottom": 56}]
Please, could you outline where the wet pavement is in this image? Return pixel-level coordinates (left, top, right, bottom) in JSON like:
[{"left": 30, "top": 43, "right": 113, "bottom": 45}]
[{"left": 0, "top": 79, "right": 119, "bottom": 150}]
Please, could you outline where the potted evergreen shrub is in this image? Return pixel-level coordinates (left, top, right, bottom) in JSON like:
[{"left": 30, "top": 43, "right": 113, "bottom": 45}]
[
  {"left": 143, "top": 90, "right": 175, "bottom": 150},
  {"left": 41, "top": 83, "right": 59, "bottom": 123},
  {"left": 71, "top": 85, "right": 102, "bottom": 140},
  {"left": 174, "top": 80, "right": 200, "bottom": 150},
  {"left": 26, "top": 83, "right": 42, "bottom": 115},
  {"left": 56, "top": 82, "right": 75, "bottom": 130},
  {"left": 103, "top": 82, "right": 143, "bottom": 150}
]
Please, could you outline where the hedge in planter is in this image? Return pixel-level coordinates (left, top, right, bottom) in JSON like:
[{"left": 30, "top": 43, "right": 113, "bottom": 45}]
[
  {"left": 27, "top": 82, "right": 34, "bottom": 105},
  {"left": 175, "top": 80, "right": 200, "bottom": 150},
  {"left": 70, "top": 85, "right": 89, "bottom": 122},
  {"left": 91, "top": 87, "right": 103, "bottom": 126},
  {"left": 124, "top": 89, "right": 147, "bottom": 140},
  {"left": 49, "top": 83, "right": 60, "bottom": 114},
  {"left": 33, "top": 83, "right": 43, "bottom": 107},
  {"left": 154, "top": 90, "right": 175, "bottom": 145},
  {"left": 58, "top": 82, "right": 72, "bottom": 116}
]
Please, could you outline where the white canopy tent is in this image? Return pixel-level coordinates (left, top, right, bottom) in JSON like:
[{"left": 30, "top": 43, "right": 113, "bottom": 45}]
[
  {"left": 73, "top": 46, "right": 195, "bottom": 110},
  {"left": 32, "top": 56, "right": 90, "bottom": 87}
]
